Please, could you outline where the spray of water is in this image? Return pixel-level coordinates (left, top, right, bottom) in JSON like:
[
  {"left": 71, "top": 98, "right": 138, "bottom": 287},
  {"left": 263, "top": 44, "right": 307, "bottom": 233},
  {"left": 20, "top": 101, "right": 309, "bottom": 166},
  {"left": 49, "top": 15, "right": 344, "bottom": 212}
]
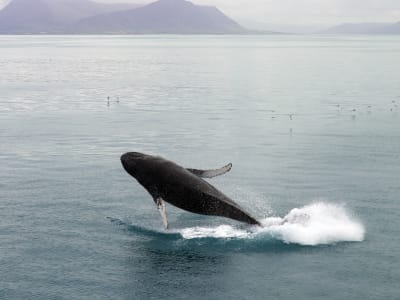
[{"left": 178, "top": 202, "right": 365, "bottom": 246}]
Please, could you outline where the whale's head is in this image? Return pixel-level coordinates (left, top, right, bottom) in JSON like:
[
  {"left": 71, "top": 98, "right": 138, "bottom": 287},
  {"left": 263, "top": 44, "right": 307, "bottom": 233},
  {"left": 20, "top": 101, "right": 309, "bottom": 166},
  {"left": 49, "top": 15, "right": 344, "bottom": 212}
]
[
  {"left": 120, "top": 152, "right": 149, "bottom": 178},
  {"left": 121, "top": 152, "right": 164, "bottom": 199}
]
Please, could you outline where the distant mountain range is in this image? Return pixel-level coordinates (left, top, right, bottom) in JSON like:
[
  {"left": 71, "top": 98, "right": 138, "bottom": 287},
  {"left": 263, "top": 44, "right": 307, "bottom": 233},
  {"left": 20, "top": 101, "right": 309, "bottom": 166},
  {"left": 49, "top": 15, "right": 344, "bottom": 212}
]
[
  {"left": 0, "top": 0, "right": 247, "bottom": 34},
  {"left": 321, "top": 22, "right": 400, "bottom": 35},
  {"left": 75, "top": 0, "right": 245, "bottom": 34},
  {"left": 3, "top": 0, "right": 397, "bottom": 35}
]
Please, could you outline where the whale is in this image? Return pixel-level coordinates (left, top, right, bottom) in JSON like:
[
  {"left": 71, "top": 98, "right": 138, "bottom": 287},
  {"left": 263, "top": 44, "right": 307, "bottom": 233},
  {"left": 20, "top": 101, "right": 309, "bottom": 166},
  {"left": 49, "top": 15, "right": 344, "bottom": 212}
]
[{"left": 120, "top": 152, "right": 261, "bottom": 228}]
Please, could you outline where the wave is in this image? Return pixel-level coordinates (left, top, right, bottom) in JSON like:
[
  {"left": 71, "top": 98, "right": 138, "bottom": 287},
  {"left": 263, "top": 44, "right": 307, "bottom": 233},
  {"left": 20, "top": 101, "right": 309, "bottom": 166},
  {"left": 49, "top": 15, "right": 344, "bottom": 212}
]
[{"left": 110, "top": 202, "right": 365, "bottom": 246}]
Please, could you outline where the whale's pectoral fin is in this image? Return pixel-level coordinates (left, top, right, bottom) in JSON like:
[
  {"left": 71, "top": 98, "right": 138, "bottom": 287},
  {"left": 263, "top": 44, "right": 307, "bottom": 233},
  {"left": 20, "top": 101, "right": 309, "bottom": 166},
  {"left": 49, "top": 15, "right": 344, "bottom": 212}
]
[
  {"left": 156, "top": 197, "right": 168, "bottom": 229},
  {"left": 187, "top": 163, "right": 232, "bottom": 179}
]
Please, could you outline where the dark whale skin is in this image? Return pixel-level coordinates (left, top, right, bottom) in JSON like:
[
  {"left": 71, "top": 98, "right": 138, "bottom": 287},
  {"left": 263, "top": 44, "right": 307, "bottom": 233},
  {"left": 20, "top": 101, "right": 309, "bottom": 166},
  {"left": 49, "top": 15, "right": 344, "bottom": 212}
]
[{"left": 121, "top": 152, "right": 260, "bottom": 226}]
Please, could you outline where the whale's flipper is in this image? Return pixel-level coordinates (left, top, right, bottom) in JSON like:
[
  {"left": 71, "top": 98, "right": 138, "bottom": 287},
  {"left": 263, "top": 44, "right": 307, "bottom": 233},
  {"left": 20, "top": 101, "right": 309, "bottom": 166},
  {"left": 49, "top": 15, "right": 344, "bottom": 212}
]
[
  {"left": 156, "top": 197, "right": 168, "bottom": 229},
  {"left": 187, "top": 163, "right": 232, "bottom": 179}
]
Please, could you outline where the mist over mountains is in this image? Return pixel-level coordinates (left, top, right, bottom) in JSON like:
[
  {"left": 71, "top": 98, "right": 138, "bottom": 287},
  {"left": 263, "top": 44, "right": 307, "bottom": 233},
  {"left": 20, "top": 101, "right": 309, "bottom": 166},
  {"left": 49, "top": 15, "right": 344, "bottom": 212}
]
[{"left": 0, "top": 0, "right": 246, "bottom": 34}]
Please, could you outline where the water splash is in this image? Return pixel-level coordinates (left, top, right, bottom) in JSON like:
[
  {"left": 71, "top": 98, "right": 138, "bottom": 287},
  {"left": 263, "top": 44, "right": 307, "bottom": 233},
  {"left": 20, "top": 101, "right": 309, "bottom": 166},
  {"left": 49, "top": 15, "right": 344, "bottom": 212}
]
[{"left": 177, "top": 202, "right": 365, "bottom": 246}]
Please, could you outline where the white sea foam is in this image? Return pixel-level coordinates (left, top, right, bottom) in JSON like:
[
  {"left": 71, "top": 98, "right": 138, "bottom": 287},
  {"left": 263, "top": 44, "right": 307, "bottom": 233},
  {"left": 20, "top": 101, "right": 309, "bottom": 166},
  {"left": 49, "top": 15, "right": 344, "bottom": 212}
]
[{"left": 178, "top": 202, "right": 365, "bottom": 246}]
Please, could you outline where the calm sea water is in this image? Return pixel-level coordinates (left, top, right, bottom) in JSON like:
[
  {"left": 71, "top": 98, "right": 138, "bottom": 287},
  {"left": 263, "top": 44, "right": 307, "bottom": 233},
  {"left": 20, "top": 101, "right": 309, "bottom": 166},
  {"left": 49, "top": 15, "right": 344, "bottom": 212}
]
[{"left": 0, "top": 35, "right": 399, "bottom": 299}]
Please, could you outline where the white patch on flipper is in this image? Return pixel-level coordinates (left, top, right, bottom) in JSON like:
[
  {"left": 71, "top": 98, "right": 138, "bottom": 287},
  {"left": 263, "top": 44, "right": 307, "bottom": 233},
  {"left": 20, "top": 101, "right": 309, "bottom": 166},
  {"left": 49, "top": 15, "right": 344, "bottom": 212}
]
[
  {"left": 156, "top": 198, "right": 168, "bottom": 229},
  {"left": 177, "top": 202, "right": 365, "bottom": 246}
]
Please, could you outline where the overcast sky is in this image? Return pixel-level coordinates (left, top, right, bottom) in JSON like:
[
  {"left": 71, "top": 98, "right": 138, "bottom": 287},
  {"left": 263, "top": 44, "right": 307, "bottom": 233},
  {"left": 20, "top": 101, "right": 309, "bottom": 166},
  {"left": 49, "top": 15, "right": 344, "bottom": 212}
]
[
  {"left": 97, "top": 0, "right": 400, "bottom": 25},
  {"left": 1, "top": 0, "right": 400, "bottom": 26}
]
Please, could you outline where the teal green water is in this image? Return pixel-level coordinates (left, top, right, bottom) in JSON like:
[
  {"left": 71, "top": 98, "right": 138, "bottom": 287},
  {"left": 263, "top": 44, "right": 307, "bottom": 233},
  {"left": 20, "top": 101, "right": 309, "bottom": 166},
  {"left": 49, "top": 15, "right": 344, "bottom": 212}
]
[{"left": 0, "top": 35, "right": 399, "bottom": 299}]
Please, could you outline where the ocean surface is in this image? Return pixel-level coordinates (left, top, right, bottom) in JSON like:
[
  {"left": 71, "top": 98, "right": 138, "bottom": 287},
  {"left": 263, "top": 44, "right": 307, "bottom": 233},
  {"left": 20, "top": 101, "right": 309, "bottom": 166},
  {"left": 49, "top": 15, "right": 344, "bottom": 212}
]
[{"left": 0, "top": 35, "right": 399, "bottom": 299}]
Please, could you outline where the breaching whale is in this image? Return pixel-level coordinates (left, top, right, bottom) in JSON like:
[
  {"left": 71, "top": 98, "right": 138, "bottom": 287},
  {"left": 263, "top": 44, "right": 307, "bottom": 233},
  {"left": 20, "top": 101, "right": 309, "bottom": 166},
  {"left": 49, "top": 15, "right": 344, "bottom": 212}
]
[{"left": 121, "top": 152, "right": 261, "bottom": 228}]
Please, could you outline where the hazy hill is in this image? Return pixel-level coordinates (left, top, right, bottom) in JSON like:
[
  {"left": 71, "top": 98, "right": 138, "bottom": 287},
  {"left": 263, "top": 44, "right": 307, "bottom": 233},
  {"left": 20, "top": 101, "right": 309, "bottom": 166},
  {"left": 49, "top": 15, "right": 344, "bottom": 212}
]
[
  {"left": 0, "top": 0, "right": 140, "bottom": 33},
  {"left": 385, "top": 22, "right": 400, "bottom": 34},
  {"left": 321, "top": 22, "right": 400, "bottom": 34},
  {"left": 74, "top": 0, "right": 246, "bottom": 34}
]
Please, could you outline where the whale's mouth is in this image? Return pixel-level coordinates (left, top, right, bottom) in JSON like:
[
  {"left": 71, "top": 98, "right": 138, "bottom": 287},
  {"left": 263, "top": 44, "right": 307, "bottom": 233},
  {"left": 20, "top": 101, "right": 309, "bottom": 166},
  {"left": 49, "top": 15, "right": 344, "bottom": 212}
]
[{"left": 120, "top": 154, "right": 134, "bottom": 173}]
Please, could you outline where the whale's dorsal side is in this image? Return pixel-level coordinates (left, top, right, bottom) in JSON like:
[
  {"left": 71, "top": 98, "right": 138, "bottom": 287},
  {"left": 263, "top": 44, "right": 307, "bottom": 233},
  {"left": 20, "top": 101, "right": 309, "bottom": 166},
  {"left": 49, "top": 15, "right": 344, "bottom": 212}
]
[{"left": 187, "top": 163, "right": 232, "bottom": 179}]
